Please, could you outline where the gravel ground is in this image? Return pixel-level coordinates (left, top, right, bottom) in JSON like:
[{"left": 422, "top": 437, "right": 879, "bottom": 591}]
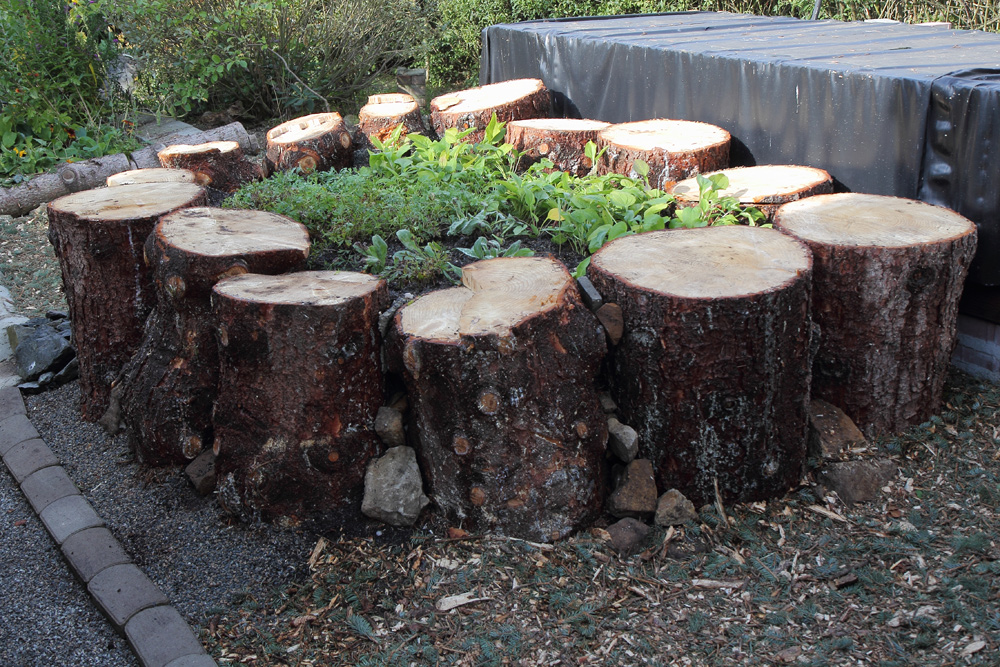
[{"left": 2, "top": 381, "right": 316, "bottom": 666}]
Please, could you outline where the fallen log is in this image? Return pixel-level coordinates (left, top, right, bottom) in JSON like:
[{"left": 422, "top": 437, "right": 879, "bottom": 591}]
[
  {"left": 47, "top": 183, "right": 207, "bottom": 420},
  {"left": 774, "top": 193, "right": 977, "bottom": 436},
  {"left": 117, "top": 207, "right": 311, "bottom": 466},
  {"left": 158, "top": 141, "right": 261, "bottom": 194},
  {"left": 262, "top": 112, "right": 353, "bottom": 177},
  {"left": 213, "top": 270, "right": 389, "bottom": 522},
  {"left": 588, "top": 227, "right": 813, "bottom": 505},
  {"left": 430, "top": 78, "right": 551, "bottom": 144},
  {"left": 506, "top": 118, "right": 611, "bottom": 176},
  {"left": 389, "top": 256, "right": 608, "bottom": 541},
  {"left": 358, "top": 94, "right": 425, "bottom": 147},
  {"left": 107, "top": 168, "right": 196, "bottom": 187},
  {"left": 671, "top": 165, "right": 833, "bottom": 221}
]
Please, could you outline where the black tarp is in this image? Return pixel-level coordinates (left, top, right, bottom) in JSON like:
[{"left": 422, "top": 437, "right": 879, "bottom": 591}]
[{"left": 480, "top": 12, "right": 1000, "bottom": 284}]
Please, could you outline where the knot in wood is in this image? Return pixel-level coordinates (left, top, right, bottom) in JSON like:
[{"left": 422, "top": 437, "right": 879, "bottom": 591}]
[
  {"left": 453, "top": 434, "right": 472, "bottom": 456},
  {"left": 478, "top": 390, "right": 500, "bottom": 415},
  {"left": 218, "top": 324, "right": 229, "bottom": 347},
  {"left": 182, "top": 435, "right": 202, "bottom": 459},
  {"left": 469, "top": 487, "right": 486, "bottom": 506},
  {"left": 297, "top": 156, "right": 318, "bottom": 174},
  {"left": 575, "top": 421, "right": 589, "bottom": 438},
  {"left": 338, "top": 132, "right": 351, "bottom": 149},
  {"left": 327, "top": 451, "right": 340, "bottom": 463},
  {"left": 165, "top": 275, "right": 186, "bottom": 300}
]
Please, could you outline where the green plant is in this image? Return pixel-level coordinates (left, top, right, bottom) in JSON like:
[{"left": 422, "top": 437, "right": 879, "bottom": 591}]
[
  {"left": 387, "top": 229, "right": 461, "bottom": 283},
  {"left": 354, "top": 234, "right": 389, "bottom": 273},
  {"left": 670, "top": 173, "right": 767, "bottom": 228},
  {"left": 456, "top": 237, "right": 535, "bottom": 259}
]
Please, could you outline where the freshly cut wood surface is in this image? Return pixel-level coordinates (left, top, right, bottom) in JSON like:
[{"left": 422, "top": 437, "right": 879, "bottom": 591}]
[
  {"left": 775, "top": 193, "right": 978, "bottom": 436},
  {"left": 367, "top": 93, "right": 415, "bottom": 105},
  {"left": 358, "top": 94, "right": 425, "bottom": 146},
  {"left": 47, "top": 182, "right": 207, "bottom": 420},
  {"left": 214, "top": 270, "right": 380, "bottom": 306},
  {"left": 671, "top": 165, "right": 833, "bottom": 220},
  {"left": 430, "top": 78, "right": 551, "bottom": 143},
  {"left": 598, "top": 119, "right": 730, "bottom": 189},
  {"left": 107, "top": 168, "right": 197, "bottom": 187},
  {"left": 161, "top": 207, "right": 311, "bottom": 258},
  {"left": 158, "top": 140, "right": 260, "bottom": 193},
  {"left": 263, "top": 112, "right": 352, "bottom": 176},
  {"left": 507, "top": 118, "right": 611, "bottom": 176}
]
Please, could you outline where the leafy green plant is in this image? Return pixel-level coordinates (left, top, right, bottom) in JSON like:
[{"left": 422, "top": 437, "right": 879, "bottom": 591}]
[
  {"left": 670, "top": 173, "right": 767, "bottom": 229},
  {"left": 387, "top": 229, "right": 461, "bottom": 284},
  {"left": 354, "top": 234, "right": 389, "bottom": 273},
  {"left": 456, "top": 237, "right": 535, "bottom": 259}
]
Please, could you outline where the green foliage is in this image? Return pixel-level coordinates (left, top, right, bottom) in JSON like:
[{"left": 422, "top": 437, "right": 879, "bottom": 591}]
[{"left": 670, "top": 173, "right": 767, "bottom": 228}]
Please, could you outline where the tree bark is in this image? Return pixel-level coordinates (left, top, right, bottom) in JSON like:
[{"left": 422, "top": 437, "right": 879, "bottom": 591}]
[
  {"left": 358, "top": 94, "right": 426, "bottom": 147},
  {"left": 107, "top": 168, "right": 196, "bottom": 187},
  {"left": 46, "top": 183, "right": 207, "bottom": 420},
  {"left": 388, "top": 257, "right": 608, "bottom": 541},
  {"left": 506, "top": 118, "right": 611, "bottom": 176},
  {"left": 430, "top": 78, "right": 551, "bottom": 144},
  {"left": 588, "top": 227, "right": 814, "bottom": 505},
  {"left": 598, "top": 119, "right": 731, "bottom": 191},
  {"left": 262, "top": 112, "right": 353, "bottom": 177},
  {"left": 774, "top": 193, "right": 977, "bottom": 436},
  {"left": 158, "top": 141, "right": 261, "bottom": 194},
  {"left": 671, "top": 165, "right": 833, "bottom": 221},
  {"left": 117, "top": 208, "right": 311, "bottom": 466},
  {"left": 212, "top": 271, "right": 389, "bottom": 523}
]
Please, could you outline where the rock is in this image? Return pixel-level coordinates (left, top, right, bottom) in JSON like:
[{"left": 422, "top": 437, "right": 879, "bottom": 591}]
[
  {"left": 808, "top": 398, "right": 867, "bottom": 462},
  {"left": 598, "top": 391, "right": 617, "bottom": 414},
  {"left": 606, "top": 517, "right": 650, "bottom": 555},
  {"left": 608, "top": 458, "right": 657, "bottom": 518},
  {"left": 817, "top": 459, "right": 896, "bottom": 505},
  {"left": 374, "top": 406, "right": 406, "bottom": 448},
  {"left": 362, "top": 446, "right": 429, "bottom": 526},
  {"left": 595, "top": 302, "right": 624, "bottom": 345},
  {"left": 607, "top": 417, "right": 638, "bottom": 463},
  {"left": 576, "top": 275, "right": 604, "bottom": 312},
  {"left": 655, "top": 488, "right": 698, "bottom": 526},
  {"left": 46, "top": 310, "right": 69, "bottom": 320},
  {"left": 50, "top": 356, "right": 78, "bottom": 385},
  {"left": 185, "top": 448, "right": 217, "bottom": 495},
  {"left": 0, "top": 315, "right": 29, "bottom": 362},
  {"left": 13, "top": 325, "right": 74, "bottom": 382}
]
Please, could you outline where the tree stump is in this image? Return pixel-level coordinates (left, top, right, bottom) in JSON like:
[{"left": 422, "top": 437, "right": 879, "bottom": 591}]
[
  {"left": 212, "top": 271, "right": 389, "bottom": 523},
  {"left": 774, "top": 193, "right": 977, "bottom": 436},
  {"left": 506, "top": 118, "right": 611, "bottom": 176},
  {"left": 358, "top": 94, "right": 425, "bottom": 147},
  {"left": 157, "top": 141, "right": 261, "bottom": 194},
  {"left": 47, "top": 183, "right": 207, "bottom": 420},
  {"left": 671, "top": 165, "right": 833, "bottom": 221},
  {"left": 389, "top": 257, "right": 608, "bottom": 541},
  {"left": 598, "top": 119, "right": 731, "bottom": 191},
  {"left": 430, "top": 78, "right": 551, "bottom": 144},
  {"left": 262, "top": 112, "right": 353, "bottom": 177},
  {"left": 107, "top": 168, "right": 197, "bottom": 187},
  {"left": 117, "top": 208, "right": 311, "bottom": 467},
  {"left": 587, "top": 227, "right": 813, "bottom": 505}
]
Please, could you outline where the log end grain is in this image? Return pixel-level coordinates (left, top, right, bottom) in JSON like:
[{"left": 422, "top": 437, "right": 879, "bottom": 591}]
[
  {"left": 264, "top": 112, "right": 353, "bottom": 176},
  {"left": 107, "top": 168, "right": 197, "bottom": 187},
  {"left": 430, "top": 78, "right": 551, "bottom": 143},
  {"left": 671, "top": 165, "right": 833, "bottom": 220}
]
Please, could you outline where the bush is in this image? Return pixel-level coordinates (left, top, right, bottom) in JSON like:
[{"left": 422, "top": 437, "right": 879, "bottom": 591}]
[{"left": 108, "top": 0, "right": 428, "bottom": 119}]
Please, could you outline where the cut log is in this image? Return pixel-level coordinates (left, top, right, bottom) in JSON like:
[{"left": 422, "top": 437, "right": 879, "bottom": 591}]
[
  {"left": 671, "top": 165, "right": 833, "bottom": 221},
  {"left": 598, "top": 119, "right": 731, "bottom": 190},
  {"left": 389, "top": 257, "right": 607, "bottom": 541},
  {"left": 129, "top": 121, "right": 259, "bottom": 169},
  {"left": 107, "top": 168, "right": 197, "bottom": 187},
  {"left": 587, "top": 227, "right": 813, "bottom": 505},
  {"left": 506, "top": 118, "right": 611, "bottom": 176},
  {"left": 774, "top": 193, "right": 977, "bottom": 436},
  {"left": 46, "top": 183, "right": 207, "bottom": 420},
  {"left": 430, "top": 78, "right": 551, "bottom": 144},
  {"left": 157, "top": 141, "right": 261, "bottom": 194},
  {"left": 212, "top": 271, "right": 389, "bottom": 522},
  {"left": 117, "top": 208, "right": 311, "bottom": 466},
  {"left": 358, "top": 94, "right": 425, "bottom": 147},
  {"left": 262, "top": 112, "right": 353, "bottom": 177}
]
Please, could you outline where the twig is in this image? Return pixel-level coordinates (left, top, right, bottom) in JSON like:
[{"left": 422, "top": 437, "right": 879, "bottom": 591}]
[
  {"left": 714, "top": 477, "right": 730, "bottom": 526},
  {"left": 266, "top": 47, "right": 331, "bottom": 113}
]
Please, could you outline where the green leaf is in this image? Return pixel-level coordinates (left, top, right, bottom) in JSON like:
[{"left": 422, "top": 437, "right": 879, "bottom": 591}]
[
  {"left": 572, "top": 256, "right": 592, "bottom": 279},
  {"left": 546, "top": 207, "right": 564, "bottom": 221},
  {"left": 607, "top": 190, "right": 637, "bottom": 208},
  {"left": 2, "top": 132, "right": 16, "bottom": 149},
  {"left": 633, "top": 159, "right": 649, "bottom": 178}
]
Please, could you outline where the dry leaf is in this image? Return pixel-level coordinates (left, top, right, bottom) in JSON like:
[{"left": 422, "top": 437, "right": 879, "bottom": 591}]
[{"left": 436, "top": 591, "right": 491, "bottom": 611}]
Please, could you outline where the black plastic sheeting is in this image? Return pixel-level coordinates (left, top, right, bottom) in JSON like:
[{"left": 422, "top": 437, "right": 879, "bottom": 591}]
[{"left": 480, "top": 12, "right": 1000, "bottom": 284}]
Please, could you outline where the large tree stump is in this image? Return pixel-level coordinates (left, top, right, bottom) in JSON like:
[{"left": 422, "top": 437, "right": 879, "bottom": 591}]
[
  {"left": 598, "top": 119, "right": 731, "bottom": 191},
  {"left": 671, "top": 165, "right": 833, "bottom": 221},
  {"left": 506, "top": 118, "right": 611, "bottom": 176},
  {"left": 588, "top": 227, "right": 813, "bottom": 505},
  {"left": 390, "top": 257, "right": 607, "bottom": 541},
  {"left": 774, "top": 193, "right": 977, "bottom": 436},
  {"left": 107, "top": 168, "right": 196, "bottom": 187},
  {"left": 117, "top": 208, "right": 311, "bottom": 466},
  {"left": 358, "top": 94, "right": 425, "bottom": 147},
  {"left": 212, "top": 271, "right": 389, "bottom": 523},
  {"left": 157, "top": 141, "right": 261, "bottom": 194},
  {"left": 262, "top": 113, "right": 353, "bottom": 177},
  {"left": 430, "top": 78, "right": 551, "bottom": 144},
  {"left": 47, "top": 183, "right": 207, "bottom": 420}
]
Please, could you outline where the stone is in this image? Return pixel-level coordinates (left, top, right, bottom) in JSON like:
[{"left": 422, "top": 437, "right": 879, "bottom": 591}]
[
  {"left": 374, "top": 406, "right": 406, "bottom": 448},
  {"left": 0, "top": 315, "right": 29, "bottom": 362},
  {"left": 13, "top": 324, "right": 74, "bottom": 382},
  {"left": 0, "top": 413, "right": 39, "bottom": 455},
  {"left": 3, "top": 438, "right": 58, "bottom": 483},
  {"left": 607, "top": 417, "right": 638, "bottom": 463},
  {"left": 185, "top": 449, "right": 216, "bottom": 495},
  {"left": 595, "top": 302, "right": 624, "bottom": 345},
  {"left": 654, "top": 488, "right": 698, "bottom": 526},
  {"left": 598, "top": 391, "right": 617, "bottom": 414},
  {"left": 606, "top": 517, "right": 650, "bottom": 555},
  {"left": 576, "top": 275, "right": 604, "bottom": 311},
  {"left": 20, "top": 465, "right": 79, "bottom": 513},
  {"left": 817, "top": 458, "right": 896, "bottom": 505},
  {"left": 808, "top": 398, "right": 867, "bottom": 462},
  {"left": 0, "top": 386, "right": 26, "bottom": 418},
  {"left": 362, "top": 446, "right": 429, "bottom": 526},
  {"left": 125, "top": 605, "right": 207, "bottom": 667},
  {"left": 607, "top": 458, "right": 657, "bottom": 519},
  {"left": 89, "top": 563, "right": 170, "bottom": 631},
  {"left": 39, "top": 493, "right": 104, "bottom": 544},
  {"left": 61, "top": 527, "right": 131, "bottom": 583}
]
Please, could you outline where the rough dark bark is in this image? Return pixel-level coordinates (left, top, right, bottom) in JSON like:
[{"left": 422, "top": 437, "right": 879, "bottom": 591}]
[
  {"left": 506, "top": 118, "right": 611, "bottom": 176},
  {"left": 430, "top": 78, "right": 551, "bottom": 144},
  {"left": 671, "top": 165, "right": 833, "bottom": 221},
  {"left": 117, "top": 208, "right": 311, "bottom": 467},
  {"left": 212, "top": 271, "right": 389, "bottom": 523},
  {"left": 388, "top": 257, "right": 608, "bottom": 541},
  {"left": 158, "top": 141, "right": 261, "bottom": 194},
  {"left": 46, "top": 183, "right": 207, "bottom": 420},
  {"left": 358, "top": 94, "right": 426, "bottom": 147},
  {"left": 588, "top": 227, "right": 814, "bottom": 505},
  {"left": 598, "top": 120, "right": 731, "bottom": 191},
  {"left": 774, "top": 193, "right": 978, "bottom": 436},
  {"left": 107, "top": 168, "right": 196, "bottom": 187},
  {"left": 262, "top": 113, "right": 353, "bottom": 177}
]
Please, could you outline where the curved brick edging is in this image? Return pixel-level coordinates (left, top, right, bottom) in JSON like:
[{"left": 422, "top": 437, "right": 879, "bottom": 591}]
[{"left": 0, "top": 385, "right": 217, "bottom": 667}]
